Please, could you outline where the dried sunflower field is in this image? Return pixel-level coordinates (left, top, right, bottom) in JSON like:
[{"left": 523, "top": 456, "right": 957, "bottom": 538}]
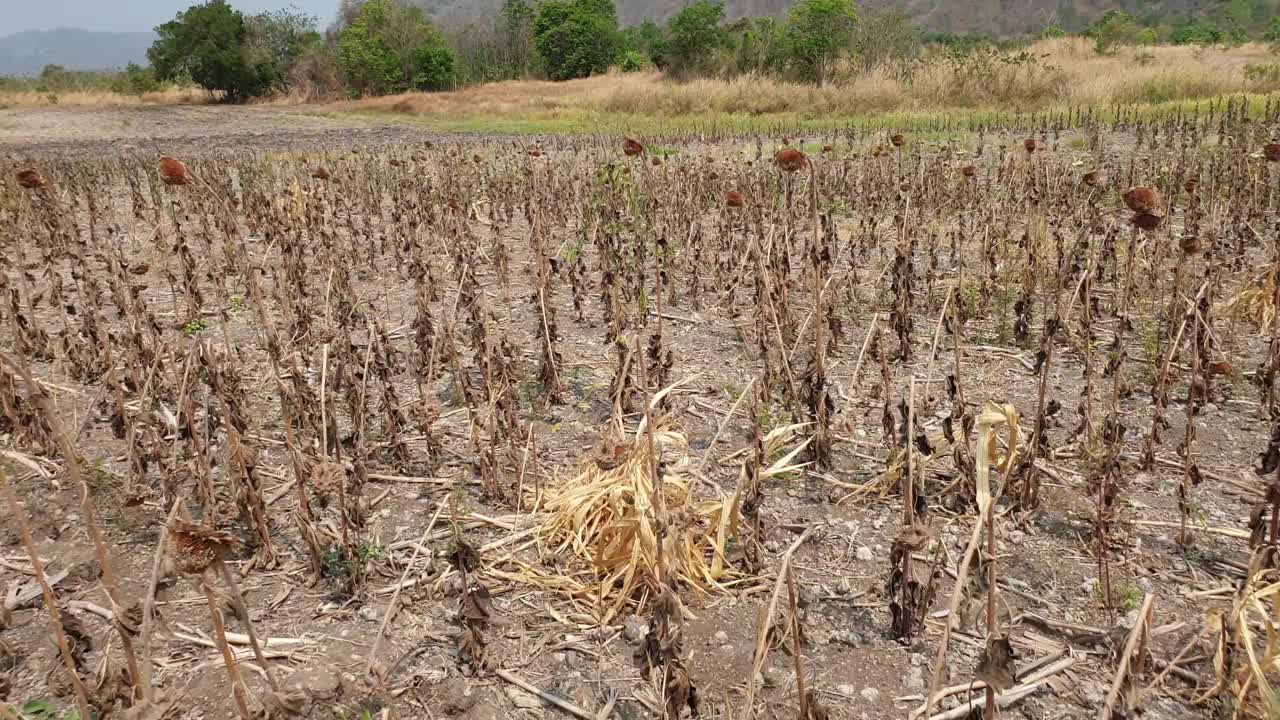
[{"left": 6, "top": 99, "right": 1280, "bottom": 720}]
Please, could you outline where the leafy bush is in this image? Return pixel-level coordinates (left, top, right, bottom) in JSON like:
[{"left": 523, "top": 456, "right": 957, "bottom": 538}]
[
  {"left": 1171, "top": 21, "right": 1223, "bottom": 46},
  {"left": 412, "top": 46, "right": 457, "bottom": 91},
  {"left": 618, "top": 50, "right": 650, "bottom": 72},
  {"left": 116, "top": 63, "right": 161, "bottom": 95},
  {"left": 622, "top": 20, "right": 670, "bottom": 69}
]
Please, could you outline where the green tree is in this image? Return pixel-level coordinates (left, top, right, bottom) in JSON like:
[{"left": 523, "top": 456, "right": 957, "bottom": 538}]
[
  {"left": 851, "top": 10, "right": 920, "bottom": 75},
  {"left": 667, "top": 0, "right": 731, "bottom": 77},
  {"left": 534, "top": 0, "right": 619, "bottom": 80},
  {"left": 783, "top": 0, "right": 858, "bottom": 85},
  {"left": 337, "top": 0, "right": 456, "bottom": 95},
  {"left": 148, "top": 0, "right": 275, "bottom": 101},
  {"left": 501, "top": 0, "right": 537, "bottom": 77},
  {"left": 1089, "top": 11, "right": 1142, "bottom": 54},
  {"left": 729, "top": 17, "right": 784, "bottom": 75},
  {"left": 246, "top": 7, "right": 319, "bottom": 76}
]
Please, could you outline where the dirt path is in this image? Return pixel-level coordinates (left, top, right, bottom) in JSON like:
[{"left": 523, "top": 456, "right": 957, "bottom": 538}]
[{"left": 0, "top": 104, "right": 441, "bottom": 156}]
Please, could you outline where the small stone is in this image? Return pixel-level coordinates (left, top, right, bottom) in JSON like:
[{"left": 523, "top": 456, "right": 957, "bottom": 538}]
[
  {"left": 832, "top": 630, "right": 863, "bottom": 648},
  {"left": 357, "top": 605, "right": 379, "bottom": 622},
  {"left": 714, "top": 630, "right": 729, "bottom": 643},
  {"left": 872, "top": 517, "right": 885, "bottom": 530},
  {"left": 836, "top": 684, "right": 857, "bottom": 697},
  {"left": 762, "top": 667, "right": 787, "bottom": 688},
  {"left": 906, "top": 667, "right": 925, "bottom": 690},
  {"left": 860, "top": 687, "right": 880, "bottom": 703},
  {"left": 1007, "top": 530, "right": 1025, "bottom": 544},
  {"left": 438, "top": 677, "right": 476, "bottom": 715},
  {"left": 837, "top": 578, "right": 853, "bottom": 595},
  {"left": 623, "top": 616, "right": 647, "bottom": 643},
  {"left": 61, "top": 546, "right": 100, "bottom": 583},
  {"left": 855, "top": 546, "right": 874, "bottom": 562},
  {"left": 720, "top": 644, "right": 734, "bottom": 653},
  {"left": 910, "top": 652, "right": 925, "bottom": 667},
  {"left": 1079, "top": 578, "right": 1098, "bottom": 595}
]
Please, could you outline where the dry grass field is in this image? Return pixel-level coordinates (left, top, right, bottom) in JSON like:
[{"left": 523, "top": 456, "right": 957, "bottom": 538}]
[{"left": 345, "top": 39, "right": 1280, "bottom": 130}]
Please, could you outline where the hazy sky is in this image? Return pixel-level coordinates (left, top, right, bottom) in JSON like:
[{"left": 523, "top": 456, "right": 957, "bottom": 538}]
[{"left": 9, "top": 0, "right": 338, "bottom": 34}]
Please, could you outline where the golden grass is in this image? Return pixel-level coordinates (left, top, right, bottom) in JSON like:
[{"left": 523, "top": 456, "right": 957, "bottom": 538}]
[
  {"left": 0, "top": 86, "right": 208, "bottom": 109},
  {"left": 343, "top": 38, "right": 1280, "bottom": 130}
]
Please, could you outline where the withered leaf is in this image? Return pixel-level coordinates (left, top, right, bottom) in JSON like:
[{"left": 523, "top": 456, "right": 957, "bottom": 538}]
[
  {"left": 458, "top": 623, "right": 488, "bottom": 672},
  {"left": 664, "top": 662, "right": 699, "bottom": 719},
  {"left": 975, "top": 635, "right": 1018, "bottom": 691},
  {"left": 894, "top": 521, "right": 932, "bottom": 552},
  {"left": 449, "top": 541, "right": 481, "bottom": 573},
  {"left": 460, "top": 584, "right": 491, "bottom": 623},
  {"left": 805, "top": 689, "right": 830, "bottom": 720},
  {"left": 1250, "top": 502, "right": 1269, "bottom": 548}
]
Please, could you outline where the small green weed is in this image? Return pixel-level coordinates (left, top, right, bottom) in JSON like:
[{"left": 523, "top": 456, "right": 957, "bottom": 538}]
[
  {"left": 181, "top": 319, "right": 208, "bottom": 335},
  {"left": 7, "top": 699, "right": 80, "bottom": 720},
  {"left": 322, "top": 542, "right": 386, "bottom": 578},
  {"left": 1109, "top": 581, "right": 1144, "bottom": 612}
]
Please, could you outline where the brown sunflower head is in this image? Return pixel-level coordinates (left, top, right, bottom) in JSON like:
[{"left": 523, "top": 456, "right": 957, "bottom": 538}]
[
  {"left": 310, "top": 460, "right": 347, "bottom": 506},
  {"left": 169, "top": 519, "right": 239, "bottom": 574},
  {"left": 1122, "top": 186, "right": 1164, "bottom": 217},
  {"left": 159, "top": 156, "right": 190, "bottom": 187},
  {"left": 774, "top": 148, "right": 807, "bottom": 173},
  {"left": 16, "top": 168, "right": 47, "bottom": 189}
]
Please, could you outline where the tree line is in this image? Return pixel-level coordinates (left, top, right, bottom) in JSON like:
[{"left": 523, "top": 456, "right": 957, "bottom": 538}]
[{"left": 30, "top": 0, "right": 1280, "bottom": 102}]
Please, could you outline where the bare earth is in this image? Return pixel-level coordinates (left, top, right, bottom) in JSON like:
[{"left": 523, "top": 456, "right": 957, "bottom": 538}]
[{"left": 0, "top": 104, "right": 439, "bottom": 156}]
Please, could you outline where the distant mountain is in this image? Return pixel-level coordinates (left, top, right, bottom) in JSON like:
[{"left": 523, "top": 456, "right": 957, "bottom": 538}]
[{"left": 0, "top": 29, "right": 155, "bottom": 76}]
